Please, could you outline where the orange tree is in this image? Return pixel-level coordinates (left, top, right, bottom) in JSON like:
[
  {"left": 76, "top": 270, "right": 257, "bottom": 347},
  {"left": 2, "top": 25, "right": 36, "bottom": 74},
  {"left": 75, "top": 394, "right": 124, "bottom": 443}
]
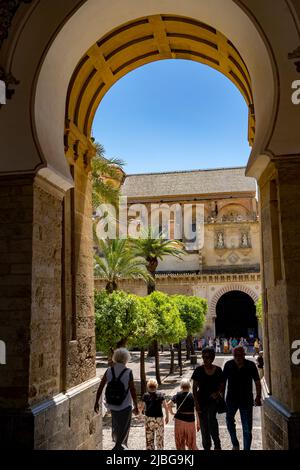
[
  {"left": 94, "top": 290, "right": 143, "bottom": 359},
  {"left": 132, "top": 296, "right": 158, "bottom": 395},
  {"left": 172, "top": 295, "right": 207, "bottom": 362},
  {"left": 144, "top": 291, "right": 186, "bottom": 384}
]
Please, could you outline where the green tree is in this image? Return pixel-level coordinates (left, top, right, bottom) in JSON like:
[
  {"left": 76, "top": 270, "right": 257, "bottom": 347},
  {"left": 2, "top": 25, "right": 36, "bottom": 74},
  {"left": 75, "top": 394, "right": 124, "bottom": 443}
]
[
  {"left": 146, "top": 291, "right": 186, "bottom": 384},
  {"left": 256, "top": 297, "right": 263, "bottom": 324},
  {"left": 92, "top": 142, "right": 125, "bottom": 210},
  {"left": 131, "top": 228, "right": 185, "bottom": 294},
  {"left": 94, "top": 290, "right": 143, "bottom": 358},
  {"left": 173, "top": 295, "right": 207, "bottom": 360},
  {"left": 132, "top": 296, "right": 158, "bottom": 395},
  {"left": 94, "top": 237, "right": 152, "bottom": 293}
]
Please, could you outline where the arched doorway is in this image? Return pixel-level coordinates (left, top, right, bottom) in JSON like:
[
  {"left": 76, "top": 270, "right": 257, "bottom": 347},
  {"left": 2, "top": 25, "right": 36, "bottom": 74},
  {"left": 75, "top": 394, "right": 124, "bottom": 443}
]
[
  {"left": 215, "top": 290, "right": 258, "bottom": 339},
  {"left": 0, "top": 0, "right": 300, "bottom": 451}
]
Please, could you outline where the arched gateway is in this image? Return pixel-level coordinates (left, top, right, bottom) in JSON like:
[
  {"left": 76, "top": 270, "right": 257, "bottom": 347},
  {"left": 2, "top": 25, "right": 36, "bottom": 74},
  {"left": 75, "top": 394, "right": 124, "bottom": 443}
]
[
  {"left": 210, "top": 284, "right": 259, "bottom": 338},
  {"left": 0, "top": 0, "right": 300, "bottom": 450},
  {"left": 215, "top": 291, "right": 258, "bottom": 339}
]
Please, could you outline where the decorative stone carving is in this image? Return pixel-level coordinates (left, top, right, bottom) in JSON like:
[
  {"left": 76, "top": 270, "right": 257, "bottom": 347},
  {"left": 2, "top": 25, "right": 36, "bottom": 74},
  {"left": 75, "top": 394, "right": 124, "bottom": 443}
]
[
  {"left": 240, "top": 232, "right": 251, "bottom": 248},
  {"left": 241, "top": 233, "right": 248, "bottom": 247},
  {"left": 228, "top": 252, "right": 239, "bottom": 264},
  {"left": 0, "top": 1, "right": 33, "bottom": 107},
  {"left": 0, "top": 0, "right": 33, "bottom": 47},
  {"left": 0, "top": 67, "right": 19, "bottom": 107},
  {"left": 288, "top": 46, "right": 300, "bottom": 73},
  {"left": 216, "top": 231, "right": 225, "bottom": 249}
]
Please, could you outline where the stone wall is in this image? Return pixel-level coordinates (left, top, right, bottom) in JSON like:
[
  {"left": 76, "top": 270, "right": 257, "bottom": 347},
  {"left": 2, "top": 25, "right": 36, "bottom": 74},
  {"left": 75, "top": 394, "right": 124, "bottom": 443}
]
[
  {"left": 0, "top": 173, "right": 101, "bottom": 449},
  {"left": 0, "top": 175, "right": 34, "bottom": 409},
  {"left": 65, "top": 159, "right": 96, "bottom": 389},
  {"left": 33, "top": 378, "right": 101, "bottom": 450},
  {"left": 259, "top": 158, "right": 300, "bottom": 449},
  {"left": 29, "top": 176, "right": 64, "bottom": 405}
]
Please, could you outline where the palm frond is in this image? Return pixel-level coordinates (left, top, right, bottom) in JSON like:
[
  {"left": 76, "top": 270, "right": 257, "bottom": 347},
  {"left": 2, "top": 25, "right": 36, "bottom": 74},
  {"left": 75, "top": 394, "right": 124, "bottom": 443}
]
[
  {"left": 93, "top": 236, "right": 153, "bottom": 289},
  {"left": 91, "top": 141, "right": 125, "bottom": 209}
]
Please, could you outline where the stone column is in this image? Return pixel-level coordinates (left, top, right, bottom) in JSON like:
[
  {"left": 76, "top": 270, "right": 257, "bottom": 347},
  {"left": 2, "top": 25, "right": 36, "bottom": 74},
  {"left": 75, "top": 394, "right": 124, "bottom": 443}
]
[
  {"left": 64, "top": 155, "right": 96, "bottom": 389},
  {"left": 259, "top": 157, "right": 300, "bottom": 449},
  {"left": 0, "top": 170, "right": 101, "bottom": 449},
  {"left": 0, "top": 175, "right": 35, "bottom": 450}
]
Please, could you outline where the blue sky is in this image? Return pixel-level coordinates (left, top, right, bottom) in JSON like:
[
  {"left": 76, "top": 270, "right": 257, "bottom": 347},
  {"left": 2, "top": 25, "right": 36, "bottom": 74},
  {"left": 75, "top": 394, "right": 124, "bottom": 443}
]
[{"left": 92, "top": 59, "right": 250, "bottom": 174}]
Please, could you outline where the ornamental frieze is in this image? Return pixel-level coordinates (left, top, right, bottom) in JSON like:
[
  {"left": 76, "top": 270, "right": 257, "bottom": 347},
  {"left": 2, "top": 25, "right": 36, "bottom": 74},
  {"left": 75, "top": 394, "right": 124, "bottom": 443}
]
[
  {"left": 0, "top": 1, "right": 33, "bottom": 107},
  {"left": 0, "top": 66, "right": 19, "bottom": 105},
  {"left": 288, "top": 45, "right": 300, "bottom": 73},
  {"left": 0, "top": 0, "right": 33, "bottom": 48}
]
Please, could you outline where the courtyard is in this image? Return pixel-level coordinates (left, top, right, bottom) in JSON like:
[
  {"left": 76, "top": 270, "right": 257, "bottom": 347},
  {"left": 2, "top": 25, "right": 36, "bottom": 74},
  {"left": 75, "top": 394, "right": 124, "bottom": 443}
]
[
  {"left": 0, "top": 0, "right": 299, "bottom": 452},
  {"left": 97, "top": 352, "right": 262, "bottom": 451}
]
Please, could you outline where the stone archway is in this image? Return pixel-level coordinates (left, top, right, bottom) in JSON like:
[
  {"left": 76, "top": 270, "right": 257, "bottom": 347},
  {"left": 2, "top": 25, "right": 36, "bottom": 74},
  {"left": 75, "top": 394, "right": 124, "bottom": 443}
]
[
  {"left": 210, "top": 284, "right": 259, "bottom": 320},
  {"left": 215, "top": 290, "right": 258, "bottom": 339},
  {"left": 33, "top": 0, "right": 278, "bottom": 185},
  {"left": 0, "top": 0, "right": 300, "bottom": 450}
]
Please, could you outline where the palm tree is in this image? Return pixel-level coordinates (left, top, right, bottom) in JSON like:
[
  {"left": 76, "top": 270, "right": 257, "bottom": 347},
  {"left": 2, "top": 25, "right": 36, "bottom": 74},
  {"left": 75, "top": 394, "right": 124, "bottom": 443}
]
[
  {"left": 92, "top": 142, "right": 125, "bottom": 210},
  {"left": 131, "top": 228, "right": 186, "bottom": 294},
  {"left": 94, "top": 237, "right": 153, "bottom": 293},
  {"left": 130, "top": 228, "right": 186, "bottom": 379}
]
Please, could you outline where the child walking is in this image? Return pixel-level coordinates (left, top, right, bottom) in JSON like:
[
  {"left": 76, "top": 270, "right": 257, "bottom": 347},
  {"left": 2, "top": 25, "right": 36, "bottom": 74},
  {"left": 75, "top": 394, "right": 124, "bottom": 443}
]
[
  {"left": 168, "top": 378, "right": 199, "bottom": 450},
  {"left": 140, "top": 378, "right": 169, "bottom": 450}
]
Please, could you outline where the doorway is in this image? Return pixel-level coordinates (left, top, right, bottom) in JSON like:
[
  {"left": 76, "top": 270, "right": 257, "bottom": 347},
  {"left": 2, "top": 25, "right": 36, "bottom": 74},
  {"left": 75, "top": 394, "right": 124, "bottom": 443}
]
[{"left": 215, "top": 290, "right": 258, "bottom": 339}]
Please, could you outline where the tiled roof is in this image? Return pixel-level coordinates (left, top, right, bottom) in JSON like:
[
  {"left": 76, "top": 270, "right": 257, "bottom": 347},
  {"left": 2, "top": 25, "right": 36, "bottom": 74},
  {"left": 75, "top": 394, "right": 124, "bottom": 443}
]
[{"left": 121, "top": 167, "right": 256, "bottom": 198}]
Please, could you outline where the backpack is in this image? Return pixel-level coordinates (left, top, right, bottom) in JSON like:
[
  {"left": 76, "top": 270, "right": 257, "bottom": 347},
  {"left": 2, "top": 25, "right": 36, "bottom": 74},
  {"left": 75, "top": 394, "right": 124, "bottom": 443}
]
[{"left": 105, "top": 367, "right": 130, "bottom": 406}]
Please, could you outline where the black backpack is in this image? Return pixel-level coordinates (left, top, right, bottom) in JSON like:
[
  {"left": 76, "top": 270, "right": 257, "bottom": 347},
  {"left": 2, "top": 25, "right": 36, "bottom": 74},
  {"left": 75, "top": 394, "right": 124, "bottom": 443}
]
[{"left": 105, "top": 367, "right": 130, "bottom": 405}]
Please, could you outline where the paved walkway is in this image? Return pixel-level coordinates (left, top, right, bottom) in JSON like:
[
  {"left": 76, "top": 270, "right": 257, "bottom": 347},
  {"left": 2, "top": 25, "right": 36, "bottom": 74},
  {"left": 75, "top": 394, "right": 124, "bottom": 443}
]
[{"left": 96, "top": 352, "right": 263, "bottom": 451}]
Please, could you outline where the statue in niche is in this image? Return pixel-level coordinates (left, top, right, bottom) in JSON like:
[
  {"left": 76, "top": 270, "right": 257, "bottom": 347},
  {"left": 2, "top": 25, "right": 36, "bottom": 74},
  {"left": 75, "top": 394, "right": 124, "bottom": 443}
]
[
  {"left": 241, "top": 233, "right": 248, "bottom": 247},
  {"left": 216, "top": 232, "right": 225, "bottom": 249},
  {"left": 211, "top": 201, "right": 218, "bottom": 218}
]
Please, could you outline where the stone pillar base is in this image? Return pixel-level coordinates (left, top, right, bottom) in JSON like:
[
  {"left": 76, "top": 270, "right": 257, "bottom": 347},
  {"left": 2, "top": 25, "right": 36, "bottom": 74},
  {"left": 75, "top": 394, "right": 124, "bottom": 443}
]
[
  {"left": 263, "top": 396, "right": 300, "bottom": 449},
  {"left": 0, "top": 377, "right": 101, "bottom": 450}
]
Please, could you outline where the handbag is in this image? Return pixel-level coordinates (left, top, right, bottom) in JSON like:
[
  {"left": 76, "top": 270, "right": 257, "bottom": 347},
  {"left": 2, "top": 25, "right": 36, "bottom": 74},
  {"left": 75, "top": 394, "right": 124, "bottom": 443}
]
[
  {"left": 173, "top": 392, "right": 191, "bottom": 420},
  {"left": 215, "top": 395, "right": 227, "bottom": 414}
]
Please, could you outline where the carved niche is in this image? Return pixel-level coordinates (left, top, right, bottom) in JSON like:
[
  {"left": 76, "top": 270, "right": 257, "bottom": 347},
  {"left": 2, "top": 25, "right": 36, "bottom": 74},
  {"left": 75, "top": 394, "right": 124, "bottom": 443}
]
[
  {"left": 0, "top": 0, "right": 33, "bottom": 48},
  {"left": 0, "top": 1, "right": 33, "bottom": 106},
  {"left": 288, "top": 45, "right": 300, "bottom": 73}
]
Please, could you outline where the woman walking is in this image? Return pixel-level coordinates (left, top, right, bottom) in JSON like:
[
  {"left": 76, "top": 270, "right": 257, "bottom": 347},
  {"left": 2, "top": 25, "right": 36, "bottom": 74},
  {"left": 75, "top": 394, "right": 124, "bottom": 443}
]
[
  {"left": 168, "top": 378, "right": 199, "bottom": 450},
  {"left": 192, "top": 347, "right": 224, "bottom": 450},
  {"left": 253, "top": 338, "right": 260, "bottom": 357},
  {"left": 140, "top": 379, "right": 169, "bottom": 450},
  {"left": 94, "top": 348, "right": 139, "bottom": 450}
]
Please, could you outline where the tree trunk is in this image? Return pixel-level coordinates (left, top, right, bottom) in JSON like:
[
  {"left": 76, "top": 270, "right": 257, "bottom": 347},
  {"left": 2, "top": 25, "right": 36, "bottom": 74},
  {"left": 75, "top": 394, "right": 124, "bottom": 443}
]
[
  {"left": 169, "top": 344, "right": 175, "bottom": 374},
  {"left": 186, "top": 335, "right": 195, "bottom": 360},
  {"left": 154, "top": 340, "right": 161, "bottom": 385},
  {"left": 107, "top": 347, "right": 114, "bottom": 366},
  {"left": 147, "top": 280, "right": 156, "bottom": 295},
  {"left": 186, "top": 337, "right": 191, "bottom": 360},
  {"left": 147, "top": 340, "right": 156, "bottom": 357},
  {"left": 178, "top": 341, "right": 183, "bottom": 376},
  {"left": 146, "top": 259, "right": 156, "bottom": 353},
  {"left": 106, "top": 280, "right": 118, "bottom": 293},
  {"left": 146, "top": 258, "right": 158, "bottom": 294},
  {"left": 140, "top": 347, "right": 147, "bottom": 396},
  {"left": 116, "top": 338, "right": 127, "bottom": 348}
]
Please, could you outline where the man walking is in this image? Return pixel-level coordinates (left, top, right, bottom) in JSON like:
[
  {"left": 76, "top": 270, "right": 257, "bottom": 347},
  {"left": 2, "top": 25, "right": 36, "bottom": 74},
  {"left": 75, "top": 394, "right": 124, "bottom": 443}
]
[{"left": 222, "top": 347, "right": 261, "bottom": 450}]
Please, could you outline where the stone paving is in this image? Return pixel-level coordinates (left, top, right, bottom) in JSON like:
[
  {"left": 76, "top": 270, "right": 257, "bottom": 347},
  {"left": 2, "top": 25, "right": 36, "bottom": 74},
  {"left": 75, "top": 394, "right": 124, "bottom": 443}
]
[{"left": 96, "top": 352, "right": 263, "bottom": 451}]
